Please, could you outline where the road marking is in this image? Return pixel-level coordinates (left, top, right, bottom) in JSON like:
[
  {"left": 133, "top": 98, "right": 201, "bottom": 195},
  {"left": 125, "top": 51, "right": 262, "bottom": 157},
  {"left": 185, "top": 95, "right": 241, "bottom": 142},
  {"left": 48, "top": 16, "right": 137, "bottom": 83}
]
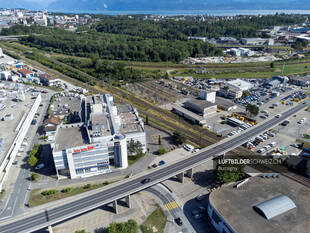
[{"left": 165, "top": 201, "right": 179, "bottom": 210}]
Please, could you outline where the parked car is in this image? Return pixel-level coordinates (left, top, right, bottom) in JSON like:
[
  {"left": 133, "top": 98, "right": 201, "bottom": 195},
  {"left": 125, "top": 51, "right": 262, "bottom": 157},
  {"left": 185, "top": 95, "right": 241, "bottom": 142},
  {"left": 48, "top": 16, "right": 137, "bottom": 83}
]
[
  {"left": 158, "top": 160, "right": 166, "bottom": 166},
  {"left": 175, "top": 218, "right": 183, "bottom": 226},
  {"left": 184, "top": 144, "right": 194, "bottom": 151},
  {"left": 195, "top": 194, "right": 204, "bottom": 201},
  {"left": 193, "top": 213, "right": 203, "bottom": 220},
  {"left": 257, "top": 148, "right": 266, "bottom": 154},
  {"left": 191, "top": 209, "right": 200, "bottom": 215},
  {"left": 35, "top": 163, "right": 44, "bottom": 170},
  {"left": 198, "top": 206, "right": 206, "bottom": 213}
]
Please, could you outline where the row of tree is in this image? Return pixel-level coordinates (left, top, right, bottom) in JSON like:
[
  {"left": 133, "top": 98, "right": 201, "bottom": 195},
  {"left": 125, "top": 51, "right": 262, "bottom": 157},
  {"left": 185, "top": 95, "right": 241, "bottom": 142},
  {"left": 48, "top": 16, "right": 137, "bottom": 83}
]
[
  {"left": 93, "top": 14, "right": 306, "bottom": 40},
  {"left": 57, "top": 56, "right": 163, "bottom": 85},
  {"left": 20, "top": 30, "right": 222, "bottom": 62}
]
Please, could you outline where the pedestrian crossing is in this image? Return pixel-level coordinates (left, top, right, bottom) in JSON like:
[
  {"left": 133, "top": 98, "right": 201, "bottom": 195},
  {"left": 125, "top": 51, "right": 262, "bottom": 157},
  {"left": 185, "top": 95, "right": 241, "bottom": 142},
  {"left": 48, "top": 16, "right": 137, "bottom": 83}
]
[{"left": 165, "top": 201, "right": 179, "bottom": 210}]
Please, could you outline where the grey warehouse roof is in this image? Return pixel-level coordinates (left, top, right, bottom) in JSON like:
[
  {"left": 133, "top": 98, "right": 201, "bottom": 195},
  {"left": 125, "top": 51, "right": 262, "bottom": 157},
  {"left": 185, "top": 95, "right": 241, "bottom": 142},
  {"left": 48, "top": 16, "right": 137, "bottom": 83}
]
[{"left": 253, "top": 194, "right": 296, "bottom": 220}]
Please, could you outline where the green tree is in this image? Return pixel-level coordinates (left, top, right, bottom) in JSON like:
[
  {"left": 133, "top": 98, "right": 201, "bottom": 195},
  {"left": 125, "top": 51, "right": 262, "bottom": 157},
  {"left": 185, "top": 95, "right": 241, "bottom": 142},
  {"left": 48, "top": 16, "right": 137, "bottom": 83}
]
[
  {"left": 173, "top": 131, "right": 186, "bottom": 145},
  {"left": 28, "top": 155, "right": 38, "bottom": 167},
  {"left": 31, "top": 172, "right": 39, "bottom": 181},
  {"left": 246, "top": 104, "right": 259, "bottom": 116},
  {"left": 215, "top": 162, "right": 245, "bottom": 184},
  {"left": 145, "top": 115, "right": 149, "bottom": 125},
  {"left": 27, "top": 144, "right": 41, "bottom": 167},
  {"left": 127, "top": 140, "right": 143, "bottom": 156},
  {"left": 241, "top": 90, "right": 249, "bottom": 98},
  {"left": 270, "top": 62, "right": 275, "bottom": 69},
  {"left": 75, "top": 230, "right": 89, "bottom": 233},
  {"left": 106, "top": 220, "right": 139, "bottom": 233}
]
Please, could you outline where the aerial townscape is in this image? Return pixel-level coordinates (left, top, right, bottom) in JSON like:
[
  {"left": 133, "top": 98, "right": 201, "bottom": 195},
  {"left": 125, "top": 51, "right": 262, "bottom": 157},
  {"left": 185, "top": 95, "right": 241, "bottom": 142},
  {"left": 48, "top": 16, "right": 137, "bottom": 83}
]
[{"left": 0, "top": 1, "right": 310, "bottom": 233}]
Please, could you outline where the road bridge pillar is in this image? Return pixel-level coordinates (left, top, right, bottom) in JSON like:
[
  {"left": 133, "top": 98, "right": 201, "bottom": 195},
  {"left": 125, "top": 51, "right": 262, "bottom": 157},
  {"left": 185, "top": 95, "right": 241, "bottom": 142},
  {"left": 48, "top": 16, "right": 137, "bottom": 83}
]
[
  {"left": 176, "top": 172, "right": 184, "bottom": 183},
  {"left": 48, "top": 225, "right": 54, "bottom": 233},
  {"left": 125, "top": 195, "right": 131, "bottom": 208},
  {"left": 185, "top": 168, "right": 193, "bottom": 179},
  {"left": 113, "top": 200, "right": 118, "bottom": 214}
]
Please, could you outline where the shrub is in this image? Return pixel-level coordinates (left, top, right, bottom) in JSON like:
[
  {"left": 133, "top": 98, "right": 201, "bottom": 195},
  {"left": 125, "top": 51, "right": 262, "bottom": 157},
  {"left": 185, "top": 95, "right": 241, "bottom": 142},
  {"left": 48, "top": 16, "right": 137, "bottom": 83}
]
[
  {"left": 61, "top": 187, "right": 72, "bottom": 193},
  {"left": 157, "top": 148, "right": 166, "bottom": 155},
  {"left": 41, "top": 189, "right": 58, "bottom": 196},
  {"left": 83, "top": 184, "right": 91, "bottom": 189},
  {"left": 31, "top": 172, "right": 39, "bottom": 181}
]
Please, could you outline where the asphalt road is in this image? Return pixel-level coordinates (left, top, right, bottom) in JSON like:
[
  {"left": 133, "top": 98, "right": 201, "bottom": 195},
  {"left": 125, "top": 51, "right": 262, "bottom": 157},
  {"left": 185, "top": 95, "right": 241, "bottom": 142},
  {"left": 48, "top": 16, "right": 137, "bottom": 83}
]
[
  {"left": 0, "top": 101, "right": 308, "bottom": 233},
  {"left": 147, "top": 185, "right": 194, "bottom": 233},
  {"left": 0, "top": 92, "right": 52, "bottom": 220}
]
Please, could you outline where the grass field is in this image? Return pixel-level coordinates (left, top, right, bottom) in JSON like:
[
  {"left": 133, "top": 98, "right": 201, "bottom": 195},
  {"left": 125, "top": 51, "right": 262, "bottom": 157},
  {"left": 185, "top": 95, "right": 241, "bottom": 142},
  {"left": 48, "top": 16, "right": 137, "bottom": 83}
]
[
  {"left": 172, "top": 61, "right": 310, "bottom": 79},
  {"left": 28, "top": 179, "right": 122, "bottom": 207},
  {"left": 140, "top": 204, "right": 167, "bottom": 233}
]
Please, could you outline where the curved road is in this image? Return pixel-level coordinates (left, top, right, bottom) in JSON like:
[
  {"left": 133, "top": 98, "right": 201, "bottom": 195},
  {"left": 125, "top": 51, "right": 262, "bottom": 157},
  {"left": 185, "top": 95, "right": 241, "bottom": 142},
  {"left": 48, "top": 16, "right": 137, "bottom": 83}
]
[{"left": 0, "top": 101, "right": 308, "bottom": 233}]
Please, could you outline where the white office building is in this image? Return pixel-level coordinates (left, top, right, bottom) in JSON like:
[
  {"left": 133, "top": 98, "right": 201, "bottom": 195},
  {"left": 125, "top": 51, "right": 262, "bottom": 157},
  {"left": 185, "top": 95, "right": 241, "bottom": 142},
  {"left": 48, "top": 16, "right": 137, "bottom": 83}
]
[
  {"left": 52, "top": 94, "right": 146, "bottom": 179},
  {"left": 220, "top": 79, "right": 252, "bottom": 99}
]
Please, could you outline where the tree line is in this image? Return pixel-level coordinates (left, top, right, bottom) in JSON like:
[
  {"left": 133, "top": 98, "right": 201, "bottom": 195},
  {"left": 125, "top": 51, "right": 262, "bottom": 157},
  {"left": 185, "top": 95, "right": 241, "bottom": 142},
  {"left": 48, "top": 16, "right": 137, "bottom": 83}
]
[
  {"left": 19, "top": 30, "right": 222, "bottom": 62},
  {"left": 93, "top": 14, "right": 306, "bottom": 40}
]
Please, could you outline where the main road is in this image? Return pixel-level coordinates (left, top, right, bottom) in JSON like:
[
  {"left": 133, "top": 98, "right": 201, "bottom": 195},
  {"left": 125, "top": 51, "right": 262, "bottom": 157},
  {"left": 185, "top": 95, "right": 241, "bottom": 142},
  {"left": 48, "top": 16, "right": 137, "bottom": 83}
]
[{"left": 0, "top": 101, "right": 308, "bottom": 233}]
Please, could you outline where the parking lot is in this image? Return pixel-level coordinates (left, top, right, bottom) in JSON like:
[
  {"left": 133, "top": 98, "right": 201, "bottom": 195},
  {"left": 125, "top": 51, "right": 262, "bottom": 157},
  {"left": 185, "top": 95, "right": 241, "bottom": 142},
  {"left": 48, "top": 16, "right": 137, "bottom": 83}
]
[{"left": 243, "top": 105, "right": 310, "bottom": 156}]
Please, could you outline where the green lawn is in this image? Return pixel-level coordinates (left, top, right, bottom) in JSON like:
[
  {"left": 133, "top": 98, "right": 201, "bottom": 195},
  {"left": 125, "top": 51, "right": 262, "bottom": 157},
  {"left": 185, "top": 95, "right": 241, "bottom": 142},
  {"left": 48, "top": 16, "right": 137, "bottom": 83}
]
[
  {"left": 28, "top": 181, "right": 113, "bottom": 207},
  {"left": 140, "top": 204, "right": 167, "bottom": 233},
  {"left": 173, "top": 61, "right": 310, "bottom": 79},
  {"left": 128, "top": 153, "right": 146, "bottom": 166}
]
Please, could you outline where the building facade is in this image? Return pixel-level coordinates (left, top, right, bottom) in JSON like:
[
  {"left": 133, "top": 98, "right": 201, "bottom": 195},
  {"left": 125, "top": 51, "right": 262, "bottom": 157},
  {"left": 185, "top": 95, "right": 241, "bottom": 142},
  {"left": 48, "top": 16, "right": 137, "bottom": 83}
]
[{"left": 52, "top": 94, "right": 146, "bottom": 179}]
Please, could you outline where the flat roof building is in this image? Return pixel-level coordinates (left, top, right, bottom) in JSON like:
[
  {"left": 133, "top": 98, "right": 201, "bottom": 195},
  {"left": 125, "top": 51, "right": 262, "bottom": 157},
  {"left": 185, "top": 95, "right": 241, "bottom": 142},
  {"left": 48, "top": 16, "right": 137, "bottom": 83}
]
[
  {"left": 208, "top": 175, "right": 310, "bottom": 233},
  {"left": 289, "top": 76, "right": 310, "bottom": 87},
  {"left": 241, "top": 38, "right": 274, "bottom": 46},
  {"left": 220, "top": 79, "right": 252, "bottom": 99},
  {"left": 184, "top": 99, "right": 217, "bottom": 118},
  {"left": 52, "top": 94, "right": 146, "bottom": 179}
]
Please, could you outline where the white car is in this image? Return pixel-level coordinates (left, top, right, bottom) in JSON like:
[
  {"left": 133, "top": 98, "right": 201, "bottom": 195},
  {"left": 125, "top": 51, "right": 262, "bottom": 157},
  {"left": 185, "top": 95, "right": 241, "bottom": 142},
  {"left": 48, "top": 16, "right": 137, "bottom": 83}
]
[
  {"left": 270, "top": 142, "right": 277, "bottom": 147},
  {"left": 264, "top": 145, "right": 271, "bottom": 151},
  {"left": 257, "top": 148, "right": 266, "bottom": 154},
  {"left": 184, "top": 144, "right": 194, "bottom": 151},
  {"left": 275, "top": 114, "right": 282, "bottom": 118}
]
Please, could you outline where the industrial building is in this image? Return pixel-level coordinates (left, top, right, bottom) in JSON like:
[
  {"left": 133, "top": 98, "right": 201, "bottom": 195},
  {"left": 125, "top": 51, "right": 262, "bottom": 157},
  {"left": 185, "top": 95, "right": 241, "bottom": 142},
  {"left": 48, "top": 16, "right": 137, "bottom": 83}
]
[
  {"left": 289, "top": 75, "right": 310, "bottom": 87},
  {"left": 52, "top": 94, "right": 146, "bottom": 179},
  {"left": 184, "top": 99, "right": 217, "bottom": 118},
  {"left": 172, "top": 104, "right": 206, "bottom": 125},
  {"left": 225, "top": 48, "right": 255, "bottom": 57},
  {"left": 208, "top": 175, "right": 310, "bottom": 233},
  {"left": 240, "top": 38, "right": 274, "bottom": 46},
  {"left": 215, "top": 97, "right": 237, "bottom": 111},
  {"left": 220, "top": 79, "right": 252, "bottom": 99}
]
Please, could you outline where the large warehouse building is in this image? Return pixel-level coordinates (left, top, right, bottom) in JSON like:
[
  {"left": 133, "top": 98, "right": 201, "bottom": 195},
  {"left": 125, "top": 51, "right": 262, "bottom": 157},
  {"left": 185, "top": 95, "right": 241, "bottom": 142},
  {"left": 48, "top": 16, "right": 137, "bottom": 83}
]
[
  {"left": 208, "top": 175, "right": 310, "bottom": 233},
  {"left": 52, "top": 94, "right": 146, "bottom": 179}
]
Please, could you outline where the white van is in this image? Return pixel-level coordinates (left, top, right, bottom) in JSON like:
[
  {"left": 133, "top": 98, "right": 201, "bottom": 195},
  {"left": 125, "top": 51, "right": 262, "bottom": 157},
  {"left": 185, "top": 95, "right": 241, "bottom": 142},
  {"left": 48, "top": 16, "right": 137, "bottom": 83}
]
[{"left": 184, "top": 144, "right": 194, "bottom": 151}]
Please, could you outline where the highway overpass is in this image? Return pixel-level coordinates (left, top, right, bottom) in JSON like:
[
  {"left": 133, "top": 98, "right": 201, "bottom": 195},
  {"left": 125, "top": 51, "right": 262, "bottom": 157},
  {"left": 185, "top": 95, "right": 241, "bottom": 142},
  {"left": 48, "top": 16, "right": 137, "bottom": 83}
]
[{"left": 0, "top": 101, "right": 308, "bottom": 233}]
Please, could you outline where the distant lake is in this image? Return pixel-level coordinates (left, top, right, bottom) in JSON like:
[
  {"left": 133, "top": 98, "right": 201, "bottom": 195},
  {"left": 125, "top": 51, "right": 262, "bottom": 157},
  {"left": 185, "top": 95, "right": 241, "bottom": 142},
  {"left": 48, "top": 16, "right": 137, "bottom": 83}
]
[{"left": 52, "top": 9, "right": 310, "bottom": 16}]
